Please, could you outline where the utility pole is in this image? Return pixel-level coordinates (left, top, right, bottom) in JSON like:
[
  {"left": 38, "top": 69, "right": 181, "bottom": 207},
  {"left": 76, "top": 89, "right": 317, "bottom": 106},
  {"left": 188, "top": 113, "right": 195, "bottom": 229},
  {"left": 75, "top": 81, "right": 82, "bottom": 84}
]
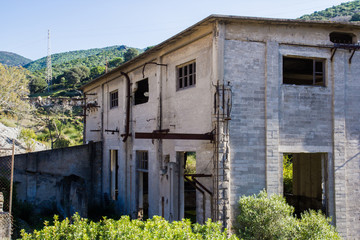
[{"left": 46, "top": 30, "right": 52, "bottom": 90}]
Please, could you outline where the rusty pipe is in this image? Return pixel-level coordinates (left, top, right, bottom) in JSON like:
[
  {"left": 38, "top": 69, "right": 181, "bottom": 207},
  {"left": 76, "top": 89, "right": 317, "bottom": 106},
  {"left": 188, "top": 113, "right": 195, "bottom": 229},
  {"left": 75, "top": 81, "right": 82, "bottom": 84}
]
[{"left": 121, "top": 72, "right": 131, "bottom": 142}]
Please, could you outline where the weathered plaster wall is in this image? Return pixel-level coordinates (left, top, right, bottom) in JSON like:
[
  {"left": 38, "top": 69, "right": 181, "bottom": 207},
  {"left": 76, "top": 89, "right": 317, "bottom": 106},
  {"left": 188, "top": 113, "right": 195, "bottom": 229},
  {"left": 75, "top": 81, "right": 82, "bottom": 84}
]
[
  {"left": 84, "top": 31, "right": 215, "bottom": 223},
  {"left": 10, "top": 142, "right": 102, "bottom": 217}
]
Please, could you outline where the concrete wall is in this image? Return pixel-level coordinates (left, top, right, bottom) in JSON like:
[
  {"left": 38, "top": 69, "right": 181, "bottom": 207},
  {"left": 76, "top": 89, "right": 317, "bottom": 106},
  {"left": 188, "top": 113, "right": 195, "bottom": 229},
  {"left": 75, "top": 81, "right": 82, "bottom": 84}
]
[
  {"left": 224, "top": 21, "right": 360, "bottom": 238},
  {"left": 8, "top": 142, "right": 102, "bottom": 217},
  {"left": 82, "top": 18, "right": 360, "bottom": 238}
]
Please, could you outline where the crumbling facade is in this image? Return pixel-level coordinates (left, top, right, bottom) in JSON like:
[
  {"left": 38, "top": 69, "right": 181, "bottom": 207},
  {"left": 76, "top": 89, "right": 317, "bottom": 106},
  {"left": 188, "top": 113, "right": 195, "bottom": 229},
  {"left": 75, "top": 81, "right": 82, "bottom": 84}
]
[{"left": 81, "top": 15, "right": 360, "bottom": 238}]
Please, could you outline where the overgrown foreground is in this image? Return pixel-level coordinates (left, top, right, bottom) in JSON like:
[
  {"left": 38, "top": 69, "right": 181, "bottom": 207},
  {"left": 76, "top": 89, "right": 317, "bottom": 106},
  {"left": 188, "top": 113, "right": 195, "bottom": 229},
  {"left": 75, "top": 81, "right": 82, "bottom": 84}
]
[
  {"left": 20, "top": 214, "right": 237, "bottom": 240},
  {"left": 235, "top": 191, "right": 341, "bottom": 240},
  {"left": 20, "top": 191, "right": 340, "bottom": 240}
]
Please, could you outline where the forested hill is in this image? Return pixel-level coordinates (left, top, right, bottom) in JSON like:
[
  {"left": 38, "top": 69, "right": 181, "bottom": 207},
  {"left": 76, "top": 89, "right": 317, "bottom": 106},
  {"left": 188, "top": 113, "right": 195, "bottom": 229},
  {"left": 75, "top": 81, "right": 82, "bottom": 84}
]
[
  {"left": 300, "top": 0, "right": 360, "bottom": 21},
  {"left": 0, "top": 51, "right": 32, "bottom": 66},
  {"left": 24, "top": 45, "right": 140, "bottom": 72}
]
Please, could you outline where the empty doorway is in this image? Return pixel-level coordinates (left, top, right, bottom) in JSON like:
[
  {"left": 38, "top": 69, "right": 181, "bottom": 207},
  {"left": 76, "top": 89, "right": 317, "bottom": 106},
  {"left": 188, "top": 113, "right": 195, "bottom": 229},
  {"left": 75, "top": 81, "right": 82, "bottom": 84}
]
[{"left": 283, "top": 153, "right": 327, "bottom": 215}]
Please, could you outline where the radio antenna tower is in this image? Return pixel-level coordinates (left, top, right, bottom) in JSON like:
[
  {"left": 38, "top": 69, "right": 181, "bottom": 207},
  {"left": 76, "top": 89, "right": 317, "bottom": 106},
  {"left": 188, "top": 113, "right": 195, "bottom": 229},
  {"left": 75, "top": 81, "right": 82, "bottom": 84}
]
[{"left": 46, "top": 30, "right": 52, "bottom": 89}]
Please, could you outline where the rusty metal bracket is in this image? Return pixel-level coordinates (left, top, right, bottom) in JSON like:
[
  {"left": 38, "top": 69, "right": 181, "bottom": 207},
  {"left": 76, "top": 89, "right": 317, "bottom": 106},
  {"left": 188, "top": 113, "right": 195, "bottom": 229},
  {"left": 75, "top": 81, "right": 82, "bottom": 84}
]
[
  {"left": 349, "top": 49, "right": 356, "bottom": 64},
  {"left": 105, "top": 128, "right": 119, "bottom": 134},
  {"left": 330, "top": 48, "right": 337, "bottom": 61}
]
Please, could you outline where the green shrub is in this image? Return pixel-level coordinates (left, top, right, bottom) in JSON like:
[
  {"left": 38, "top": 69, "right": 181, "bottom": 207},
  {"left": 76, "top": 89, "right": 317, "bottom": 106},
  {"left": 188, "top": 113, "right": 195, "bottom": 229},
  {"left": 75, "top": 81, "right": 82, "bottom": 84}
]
[
  {"left": 297, "top": 210, "right": 340, "bottom": 240},
  {"left": 235, "top": 190, "right": 296, "bottom": 239},
  {"left": 235, "top": 190, "right": 340, "bottom": 240},
  {"left": 20, "top": 213, "right": 237, "bottom": 240}
]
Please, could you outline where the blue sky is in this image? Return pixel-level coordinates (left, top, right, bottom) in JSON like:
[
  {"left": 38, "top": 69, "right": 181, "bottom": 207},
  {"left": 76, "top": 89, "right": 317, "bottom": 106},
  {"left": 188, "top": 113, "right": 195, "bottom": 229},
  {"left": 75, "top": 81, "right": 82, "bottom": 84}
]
[{"left": 0, "top": 0, "right": 349, "bottom": 60}]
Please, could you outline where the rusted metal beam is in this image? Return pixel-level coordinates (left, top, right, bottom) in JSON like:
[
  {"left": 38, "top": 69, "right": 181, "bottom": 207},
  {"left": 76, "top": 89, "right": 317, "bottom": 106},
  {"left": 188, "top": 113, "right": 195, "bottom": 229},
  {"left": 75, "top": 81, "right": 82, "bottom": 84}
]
[
  {"left": 135, "top": 132, "right": 214, "bottom": 141},
  {"left": 192, "top": 177, "right": 213, "bottom": 196},
  {"left": 184, "top": 176, "right": 205, "bottom": 195},
  {"left": 184, "top": 174, "right": 212, "bottom": 178}
]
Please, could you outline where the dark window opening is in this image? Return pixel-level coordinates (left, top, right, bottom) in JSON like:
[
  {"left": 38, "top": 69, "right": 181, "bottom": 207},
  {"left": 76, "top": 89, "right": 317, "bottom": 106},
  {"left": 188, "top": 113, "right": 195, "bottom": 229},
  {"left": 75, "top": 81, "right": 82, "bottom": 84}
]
[
  {"left": 177, "top": 61, "right": 196, "bottom": 90},
  {"left": 283, "top": 57, "right": 325, "bottom": 86},
  {"left": 110, "top": 150, "right": 119, "bottom": 200},
  {"left": 134, "top": 79, "right": 149, "bottom": 105},
  {"left": 110, "top": 90, "right": 118, "bottom": 108},
  {"left": 330, "top": 32, "right": 354, "bottom": 44},
  {"left": 137, "top": 151, "right": 149, "bottom": 220},
  {"left": 283, "top": 153, "right": 327, "bottom": 216}
]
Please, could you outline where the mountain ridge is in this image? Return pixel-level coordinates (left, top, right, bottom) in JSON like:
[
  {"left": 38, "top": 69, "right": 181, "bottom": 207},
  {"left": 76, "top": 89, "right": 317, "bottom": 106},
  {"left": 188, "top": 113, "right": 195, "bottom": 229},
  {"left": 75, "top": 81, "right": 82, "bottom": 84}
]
[{"left": 0, "top": 51, "right": 32, "bottom": 66}]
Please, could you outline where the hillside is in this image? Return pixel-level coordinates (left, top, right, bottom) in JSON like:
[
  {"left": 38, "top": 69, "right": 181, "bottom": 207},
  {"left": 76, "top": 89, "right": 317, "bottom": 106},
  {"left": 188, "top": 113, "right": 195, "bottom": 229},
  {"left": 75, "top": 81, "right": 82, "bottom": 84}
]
[
  {"left": 24, "top": 45, "right": 139, "bottom": 72},
  {"left": 300, "top": 0, "right": 360, "bottom": 21},
  {"left": 0, "top": 51, "right": 32, "bottom": 66}
]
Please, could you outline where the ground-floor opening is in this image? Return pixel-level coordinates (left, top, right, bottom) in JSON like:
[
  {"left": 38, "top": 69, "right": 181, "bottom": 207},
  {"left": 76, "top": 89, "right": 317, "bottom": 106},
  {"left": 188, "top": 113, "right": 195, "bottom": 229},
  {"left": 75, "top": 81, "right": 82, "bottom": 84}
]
[
  {"left": 183, "top": 152, "right": 197, "bottom": 223},
  {"left": 136, "top": 151, "right": 149, "bottom": 220},
  {"left": 283, "top": 153, "right": 327, "bottom": 216}
]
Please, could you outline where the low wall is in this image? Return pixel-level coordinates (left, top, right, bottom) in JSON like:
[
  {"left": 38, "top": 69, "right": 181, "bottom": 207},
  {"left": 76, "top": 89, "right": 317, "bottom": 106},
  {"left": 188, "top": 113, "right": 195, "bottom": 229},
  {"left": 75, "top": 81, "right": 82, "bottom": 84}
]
[{"left": 2, "top": 141, "right": 102, "bottom": 217}]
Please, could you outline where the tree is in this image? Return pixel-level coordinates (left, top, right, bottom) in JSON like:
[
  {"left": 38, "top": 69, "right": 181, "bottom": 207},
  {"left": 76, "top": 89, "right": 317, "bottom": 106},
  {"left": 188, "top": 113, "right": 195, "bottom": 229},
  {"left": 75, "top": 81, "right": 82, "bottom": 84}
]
[
  {"left": 350, "top": 12, "right": 360, "bottom": 21},
  {"left": 63, "top": 66, "right": 90, "bottom": 86},
  {"left": 90, "top": 66, "right": 105, "bottom": 79},
  {"left": 29, "top": 76, "right": 47, "bottom": 94},
  {"left": 123, "top": 48, "right": 140, "bottom": 62},
  {"left": 0, "top": 63, "right": 31, "bottom": 114},
  {"left": 108, "top": 57, "right": 123, "bottom": 68}
]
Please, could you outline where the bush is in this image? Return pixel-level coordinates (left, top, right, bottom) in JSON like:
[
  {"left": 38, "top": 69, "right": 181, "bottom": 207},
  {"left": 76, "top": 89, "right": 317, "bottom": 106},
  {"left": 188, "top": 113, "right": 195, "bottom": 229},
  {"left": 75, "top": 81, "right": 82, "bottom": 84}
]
[
  {"left": 235, "top": 190, "right": 340, "bottom": 240},
  {"left": 20, "top": 213, "right": 237, "bottom": 240}
]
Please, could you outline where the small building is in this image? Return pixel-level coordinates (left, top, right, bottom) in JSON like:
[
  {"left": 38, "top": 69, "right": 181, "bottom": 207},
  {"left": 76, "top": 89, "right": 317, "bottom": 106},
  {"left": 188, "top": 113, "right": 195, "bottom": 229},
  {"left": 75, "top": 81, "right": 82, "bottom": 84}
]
[{"left": 81, "top": 15, "right": 360, "bottom": 239}]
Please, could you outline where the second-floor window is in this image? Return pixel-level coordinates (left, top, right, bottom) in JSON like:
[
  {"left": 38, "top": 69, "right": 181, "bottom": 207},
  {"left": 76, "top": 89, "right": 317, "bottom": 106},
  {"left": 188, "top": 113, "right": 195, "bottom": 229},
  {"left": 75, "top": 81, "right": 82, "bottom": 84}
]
[
  {"left": 283, "top": 56, "right": 325, "bottom": 86},
  {"left": 110, "top": 90, "right": 118, "bottom": 108},
  {"left": 177, "top": 61, "right": 196, "bottom": 90}
]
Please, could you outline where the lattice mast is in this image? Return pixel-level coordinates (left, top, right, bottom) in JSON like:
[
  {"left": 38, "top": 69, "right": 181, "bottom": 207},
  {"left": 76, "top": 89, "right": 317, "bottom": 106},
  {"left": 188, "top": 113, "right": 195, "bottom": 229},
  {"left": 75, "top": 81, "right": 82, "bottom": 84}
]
[{"left": 46, "top": 30, "right": 52, "bottom": 89}]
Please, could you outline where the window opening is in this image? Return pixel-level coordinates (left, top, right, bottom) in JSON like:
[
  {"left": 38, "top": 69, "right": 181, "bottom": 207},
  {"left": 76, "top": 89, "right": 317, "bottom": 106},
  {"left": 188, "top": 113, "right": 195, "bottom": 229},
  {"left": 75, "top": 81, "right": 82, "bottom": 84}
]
[
  {"left": 136, "top": 151, "right": 149, "bottom": 220},
  {"left": 110, "top": 90, "right": 118, "bottom": 108},
  {"left": 177, "top": 61, "right": 196, "bottom": 90},
  {"left": 283, "top": 57, "right": 325, "bottom": 86},
  {"left": 134, "top": 79, "right": 149, "bottom": 105},
  {"left": 283, "top": 153, "right": 326, "bottom": 216},
  {"left": 184, "top": 152, "right": 196, "bottom": 223},
  {"left": 110, "top": 150, "right": 119, "bottom": 200},
  {"left": 330, "top": 32, "right": 354, "bottom": 44}
]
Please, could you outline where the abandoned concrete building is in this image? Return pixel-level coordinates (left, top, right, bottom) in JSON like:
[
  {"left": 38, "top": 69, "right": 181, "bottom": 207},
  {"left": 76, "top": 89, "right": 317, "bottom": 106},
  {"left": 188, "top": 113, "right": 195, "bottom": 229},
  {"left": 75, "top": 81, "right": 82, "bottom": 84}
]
[{"left": 10, "top": 15, "right": 359, "bottom": 238}]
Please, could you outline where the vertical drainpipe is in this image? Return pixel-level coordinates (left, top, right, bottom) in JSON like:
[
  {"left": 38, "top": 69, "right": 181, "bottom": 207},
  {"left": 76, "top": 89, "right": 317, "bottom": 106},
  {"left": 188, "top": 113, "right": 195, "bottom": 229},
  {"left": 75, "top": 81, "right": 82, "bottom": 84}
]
[
  {"left": 158, "top": 56, "right": 164, "bottom": 217},
  {"left": 101, "top": 83, "right": 105, "bottom": 201},
  {"left": 83, "top": 93, "right": 87, "bottom": 144},
  {"left": 120, "top": 72, "right": 131, "bottom": 214}
]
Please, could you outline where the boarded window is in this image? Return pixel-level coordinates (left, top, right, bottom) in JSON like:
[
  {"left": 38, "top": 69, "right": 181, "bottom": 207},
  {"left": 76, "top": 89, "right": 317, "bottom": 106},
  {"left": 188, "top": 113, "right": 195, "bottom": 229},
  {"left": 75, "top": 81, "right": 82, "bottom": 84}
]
[
  {"left": 283, "top": 57, "right": 325, "bottom": 86},
  {"left": 135, "top": 79, "right": 149, "bottom": 105},
  {"left": 177, "top": 61, "right": 196, "bottom": 90},
  {"left": 330, "top": 32, "right": 354, "bottom": 44},
  {"left": 110, "top": 90, "right": 118, "bottom": 108}
]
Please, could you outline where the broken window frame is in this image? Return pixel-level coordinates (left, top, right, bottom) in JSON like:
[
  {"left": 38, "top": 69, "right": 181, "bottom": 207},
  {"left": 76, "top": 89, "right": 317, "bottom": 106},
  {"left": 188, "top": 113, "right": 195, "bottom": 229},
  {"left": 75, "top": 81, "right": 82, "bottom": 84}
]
[
  {"left": 177, "top": 60, "right": 196, "bottom": 90},
  {"left": 134, "top": 78, "right": 149, "bottom": 105},
  {"left": 136, "top": 151, "right": 148, "bottom": 172},
  {"left": 283, "top": 56, "right": 325, "bottom": 87},
  {"left": 110, "top": 90, "right": 119, "bottom": 109},
  {"left": 329, "top": 32, "right": 354, "bottom": 44}
]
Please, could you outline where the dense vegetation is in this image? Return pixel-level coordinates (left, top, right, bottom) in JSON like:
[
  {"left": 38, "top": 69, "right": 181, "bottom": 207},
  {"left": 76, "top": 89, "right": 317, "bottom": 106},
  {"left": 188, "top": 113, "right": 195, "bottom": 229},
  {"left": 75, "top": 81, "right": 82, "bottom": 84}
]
[
  {"left": 300, "top": 0, "right": 360, "bottom": 21},
  {"left": 0, "top": 51, "right": 32, "bottom": 66},
  {"left": 18, "top": 191, "right": 340, "bottom": 240},
  {"left": 235, "top": 191, "right": 340, "bottom": 240},
  {"left": 26, "top": 45, "right": 141, "bottom": 97},
  {"left": 20, "top": 213, "right": 236, "bottom": 240}
]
